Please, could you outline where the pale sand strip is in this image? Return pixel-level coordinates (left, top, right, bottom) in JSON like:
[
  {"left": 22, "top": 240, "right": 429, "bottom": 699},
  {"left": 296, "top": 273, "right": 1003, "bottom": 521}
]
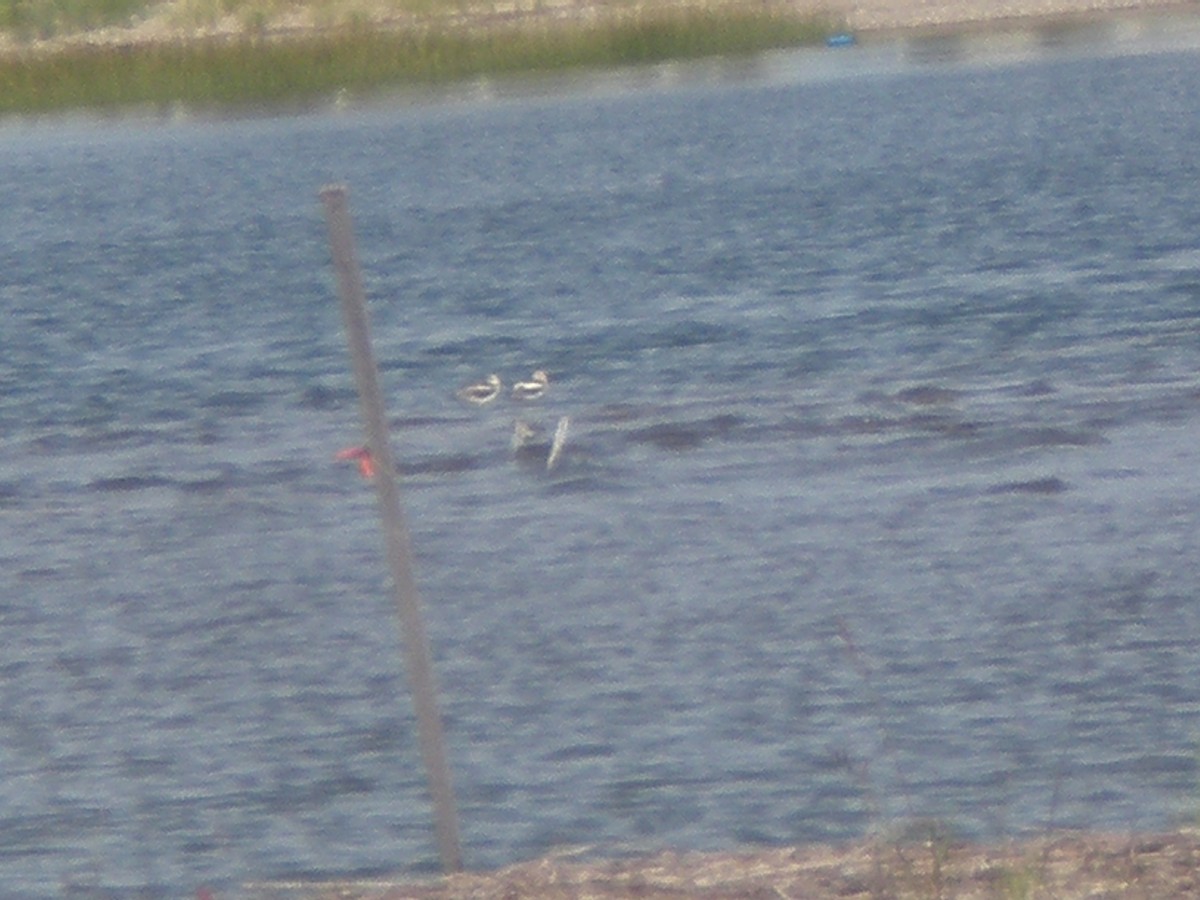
[{"left": 825, "top": 0, "right": 1199, "bottom": 32}]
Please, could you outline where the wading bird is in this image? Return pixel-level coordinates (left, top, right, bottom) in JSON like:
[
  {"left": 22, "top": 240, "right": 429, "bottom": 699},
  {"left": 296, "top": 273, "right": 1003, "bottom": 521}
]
[
  {"left": 511, "top": 370, "right": 549, "bottom": 400},
  {"left": 457, "top": 373, "right": 503, "bottom": 405}
]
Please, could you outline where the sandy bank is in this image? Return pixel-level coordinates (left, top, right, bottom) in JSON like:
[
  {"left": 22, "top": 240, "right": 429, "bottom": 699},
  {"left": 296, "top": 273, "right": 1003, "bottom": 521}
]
[{"left": 832, "top": 0, "right": 1197, "bottom": 33}]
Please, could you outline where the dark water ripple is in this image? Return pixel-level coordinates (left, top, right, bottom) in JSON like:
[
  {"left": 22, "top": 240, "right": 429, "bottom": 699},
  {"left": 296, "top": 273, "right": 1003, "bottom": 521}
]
[{"left": 2, "top": 28, "right": 1200, "bottom": 898}]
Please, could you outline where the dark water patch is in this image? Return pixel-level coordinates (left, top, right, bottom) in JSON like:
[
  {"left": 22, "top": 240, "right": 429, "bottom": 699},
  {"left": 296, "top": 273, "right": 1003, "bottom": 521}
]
[
  {"left": 761, "top": 413, "right": 828, "bottom": 441},
  {"left": 1145, "top": 682, "right": 1197, "bottom": 704},
  {"left": 886, "top": 385, "right": 963, "bottom": 406},
  {"left": 651, "top": 320, "right": 747, "bottom": 350},
  {"left": 545, "top": 474, "right": 611, "bottom": 494},
  {"left": 194, "top": 418, "right": 225, "bottom": 447},
  {"left": 117, "top": 752, "right": 176, "bottom": 778},
  {"left": 1163, "top": 277, "right": 1200, "bottom": 301},
  {"left": 904, "top": 413, "right": 984, "bottom": 438},
  {"left": 177, "top": 469, "right": 241, "bottom": 494},
  {"left": 199, "top": 605, "right": 298, "bottom": 635},
  {"left": 392, "top": 413, "right": 467, "bottom": 428},
  {"left": 985, "top": 476, "right": 1069, "bottom": 495},
  {"left": 905, "top": 34, "right": 967, "bottom": 66},
  {"left": 0, "top": 480, "right": 22, "bottom": 504},
  {"left": 1090, "top": 467, "right": 1143, "bottom": 481},
  {"left": 25, "top": 424, "right": 193, "bottom": 460},
  {"left": 141, "top": 404, "right": 198, "bottom": 426},
  {"left": 230, "top": 576, "right": 274, "bottom": 592},
  {"left": 61, "top": 392, "right": 120, "bottom": 428},
  {"left": 512, "top": 440, "right": 555, "bottom": 468},
  {"left": 54, "top": 646, "right": 138, "bottom": 679},
  {"left": 702, "top": 413, "right": 745, "bottom": 435},
  {"left": 399, "top": 453, "right": 480, "bottom": 476},
  {"left": 589, "top": 403, "right": 669, "bottom": 425},
  {"left": 984, "top": 427, "right": 1103, "bottom": 452},
  {"left": 623, "top": 413, "right": 745, "bottom": 450},
  {"left": 201, "top": 389, "right": 266, "bottom": 414},
  {"left": 417, "top": 334, "right": 525, "bottom": 362},
  {"left": 88, "top": 474, "right": 175, "bottom": 493},
  {"left": 627, "top": 424, "right": 706, "bottom": 450},
  {"left": 90, "top": 426, "right": 171, "bottom": 449},
  {"left": 830, "top": 414, "right": 899, "bottom": 437},
  {"left": 545, "top": 742, "right": 618, "bottom": 762},
  {"left": 254, "top": 461, "right": 316, "bottom": 485},
  {"left": 1131, "top": 392, "right": 1200, "bottom": 426},
  {"left": 577, "top": 319, "right": 751, "bottom": 363},
  {"left": 1010, "top": 378, "right": 1058, "bottom": 397},
  {"left": 18, "top": 566, "right": 64, "bottom": 580},
  {"left": 298, "top": 383, "right": 355, "bottom": 410}
]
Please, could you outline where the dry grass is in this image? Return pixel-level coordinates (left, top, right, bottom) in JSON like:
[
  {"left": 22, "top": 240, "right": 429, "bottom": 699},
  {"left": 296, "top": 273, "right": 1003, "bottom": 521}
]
[{"left": 245, "top": 829, "right": 1200, "bottom": 899}]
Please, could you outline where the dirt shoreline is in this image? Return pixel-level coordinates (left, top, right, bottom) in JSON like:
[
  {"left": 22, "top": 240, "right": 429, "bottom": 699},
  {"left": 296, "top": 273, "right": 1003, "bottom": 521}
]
[{"left": 249, "top": 829, "right": 1200, "bottom": 898}]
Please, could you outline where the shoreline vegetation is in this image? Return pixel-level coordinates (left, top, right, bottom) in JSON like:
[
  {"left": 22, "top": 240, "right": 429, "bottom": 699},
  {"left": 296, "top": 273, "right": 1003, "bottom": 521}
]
[
  {"left": 0, "top": 2, "right": 840, "bottom": 115},
  {"left": 1, "top": 0, "right": 1196, "bottom": 115}
]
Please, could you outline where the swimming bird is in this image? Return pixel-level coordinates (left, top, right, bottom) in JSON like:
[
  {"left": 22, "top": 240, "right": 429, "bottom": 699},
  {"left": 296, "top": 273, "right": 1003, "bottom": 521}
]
[
  {"left": 335, "top": 445, "right": 375, "bottom": 479},
  {"left": 457, "top": 373, "right": 502, "bottom": 405},
  {"left": 511, "top": 370, "right": 549, "bottom": 400},
  {"left": 511, "top": 419, "right": 543, "bottom": 454},
  {"left": 511, "top": 416, "right": 570, "bottom": 471}
]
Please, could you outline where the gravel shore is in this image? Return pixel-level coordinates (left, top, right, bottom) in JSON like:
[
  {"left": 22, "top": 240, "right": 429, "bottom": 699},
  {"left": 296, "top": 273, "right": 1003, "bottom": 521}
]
[{"left": 251, "top": 830, "right": 1200, "bottom": 898}]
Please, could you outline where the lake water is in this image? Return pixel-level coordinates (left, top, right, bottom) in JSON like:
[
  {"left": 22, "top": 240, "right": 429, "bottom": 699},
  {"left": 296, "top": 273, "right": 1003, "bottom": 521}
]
[{"left": 3, "top": 16, "right": 1200, "bottom": 898}]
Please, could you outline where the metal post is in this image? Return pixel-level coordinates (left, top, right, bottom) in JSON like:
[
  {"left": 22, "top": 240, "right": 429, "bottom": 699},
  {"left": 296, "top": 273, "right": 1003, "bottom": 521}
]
[{"left": 319, "top": 184, "right": 464, "bottom": 874}]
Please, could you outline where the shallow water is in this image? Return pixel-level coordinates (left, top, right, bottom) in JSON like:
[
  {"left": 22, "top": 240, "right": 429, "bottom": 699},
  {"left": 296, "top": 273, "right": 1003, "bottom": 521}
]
[{"left": 2, "top": 21, "right": 1200, "bottom": 898}]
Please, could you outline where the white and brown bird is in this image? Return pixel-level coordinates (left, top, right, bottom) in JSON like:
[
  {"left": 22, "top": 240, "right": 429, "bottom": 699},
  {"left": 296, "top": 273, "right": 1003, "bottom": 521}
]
[
  {"left": 457, "top": 373, "right": 502, "bottom": 405},
  {"left": 511, "top": 370, "right": 549, "bottom": 400}
]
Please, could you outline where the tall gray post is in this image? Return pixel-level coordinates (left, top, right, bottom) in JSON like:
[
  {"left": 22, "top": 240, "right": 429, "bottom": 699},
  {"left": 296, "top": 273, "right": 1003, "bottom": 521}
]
[{"left": 320, "top": 184, "right": 464, "bottom": 874}]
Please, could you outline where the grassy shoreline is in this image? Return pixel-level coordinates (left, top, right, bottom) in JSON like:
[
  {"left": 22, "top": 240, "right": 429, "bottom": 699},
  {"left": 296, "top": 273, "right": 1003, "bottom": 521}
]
[
  {"left": 3, "top": 0, "right": 1197, "bottom": 116},
  {"left": 0, "top": 2, "right": 840, "bottom": 116}
]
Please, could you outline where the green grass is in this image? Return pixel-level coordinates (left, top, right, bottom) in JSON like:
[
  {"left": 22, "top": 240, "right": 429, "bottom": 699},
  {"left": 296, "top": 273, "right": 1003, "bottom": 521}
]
[{"left": 0, "top": 5, "right": 839, "bottom": 116}]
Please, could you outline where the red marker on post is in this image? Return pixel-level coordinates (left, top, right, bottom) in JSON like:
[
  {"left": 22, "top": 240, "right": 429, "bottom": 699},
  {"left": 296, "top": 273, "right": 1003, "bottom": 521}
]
[{"left": 335, "top": 445, "right": 376, "bottom": 479}]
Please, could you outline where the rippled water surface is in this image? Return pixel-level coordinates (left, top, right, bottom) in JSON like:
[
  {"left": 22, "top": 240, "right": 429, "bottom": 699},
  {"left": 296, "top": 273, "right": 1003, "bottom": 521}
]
[{"left": 3, "top": 22, "right": 1200, "bottom": 898}]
